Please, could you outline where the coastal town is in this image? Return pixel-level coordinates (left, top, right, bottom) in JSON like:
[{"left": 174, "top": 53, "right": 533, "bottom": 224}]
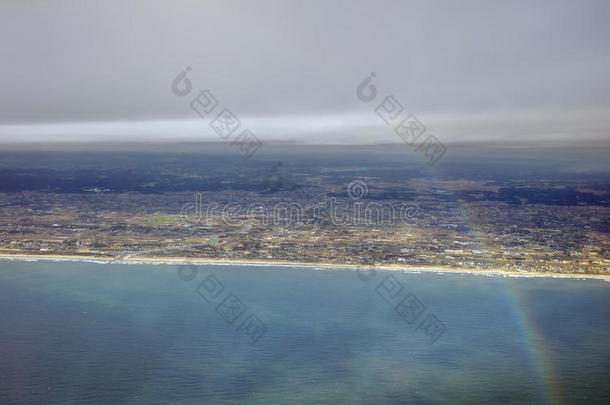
[{"left": 1, "top": 151, "right": 608, "bottom": 275}]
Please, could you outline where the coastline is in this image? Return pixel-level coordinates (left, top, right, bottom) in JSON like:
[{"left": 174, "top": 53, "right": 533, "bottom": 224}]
[{"left": 1, "top": 252, "right": 609, "bottom": 281}]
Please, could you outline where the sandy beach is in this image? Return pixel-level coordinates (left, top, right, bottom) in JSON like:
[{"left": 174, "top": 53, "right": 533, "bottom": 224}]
[{"left": 1, "top": 252, "right": 609, "bottom": 281}]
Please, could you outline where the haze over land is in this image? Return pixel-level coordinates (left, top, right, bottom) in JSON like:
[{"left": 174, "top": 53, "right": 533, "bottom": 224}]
[{"left": 1, "top": 144, "right": 608, "bottom": 275}]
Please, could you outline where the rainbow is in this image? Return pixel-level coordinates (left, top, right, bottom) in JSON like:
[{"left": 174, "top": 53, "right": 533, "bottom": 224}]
[{"left": 421, "top": 163, "right": 567, "bottom": 404}]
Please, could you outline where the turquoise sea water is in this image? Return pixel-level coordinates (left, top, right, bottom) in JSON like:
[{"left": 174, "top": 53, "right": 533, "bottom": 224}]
[{"left": 1, "top": 260, "right": 609, "bottom": 404}]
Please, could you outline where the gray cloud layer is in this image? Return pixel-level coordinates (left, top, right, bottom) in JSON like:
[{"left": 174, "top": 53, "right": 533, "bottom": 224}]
[{"left": 1, "top": 0, "right": 609, "bottom": 144}]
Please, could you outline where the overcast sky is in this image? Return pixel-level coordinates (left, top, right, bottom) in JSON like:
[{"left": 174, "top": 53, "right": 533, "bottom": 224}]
[{"left": 1, "top": 0, "right": 609, "bottom": 144}]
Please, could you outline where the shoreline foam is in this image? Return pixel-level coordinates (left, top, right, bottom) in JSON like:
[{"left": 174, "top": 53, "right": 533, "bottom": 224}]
[{"left": 1, "top": 252, "right": 609, "bottom": 281}]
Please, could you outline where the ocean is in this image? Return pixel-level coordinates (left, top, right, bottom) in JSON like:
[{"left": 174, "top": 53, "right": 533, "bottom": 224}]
[{"left": 1, "top": 260, "right": 609, "bottom": 404}]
